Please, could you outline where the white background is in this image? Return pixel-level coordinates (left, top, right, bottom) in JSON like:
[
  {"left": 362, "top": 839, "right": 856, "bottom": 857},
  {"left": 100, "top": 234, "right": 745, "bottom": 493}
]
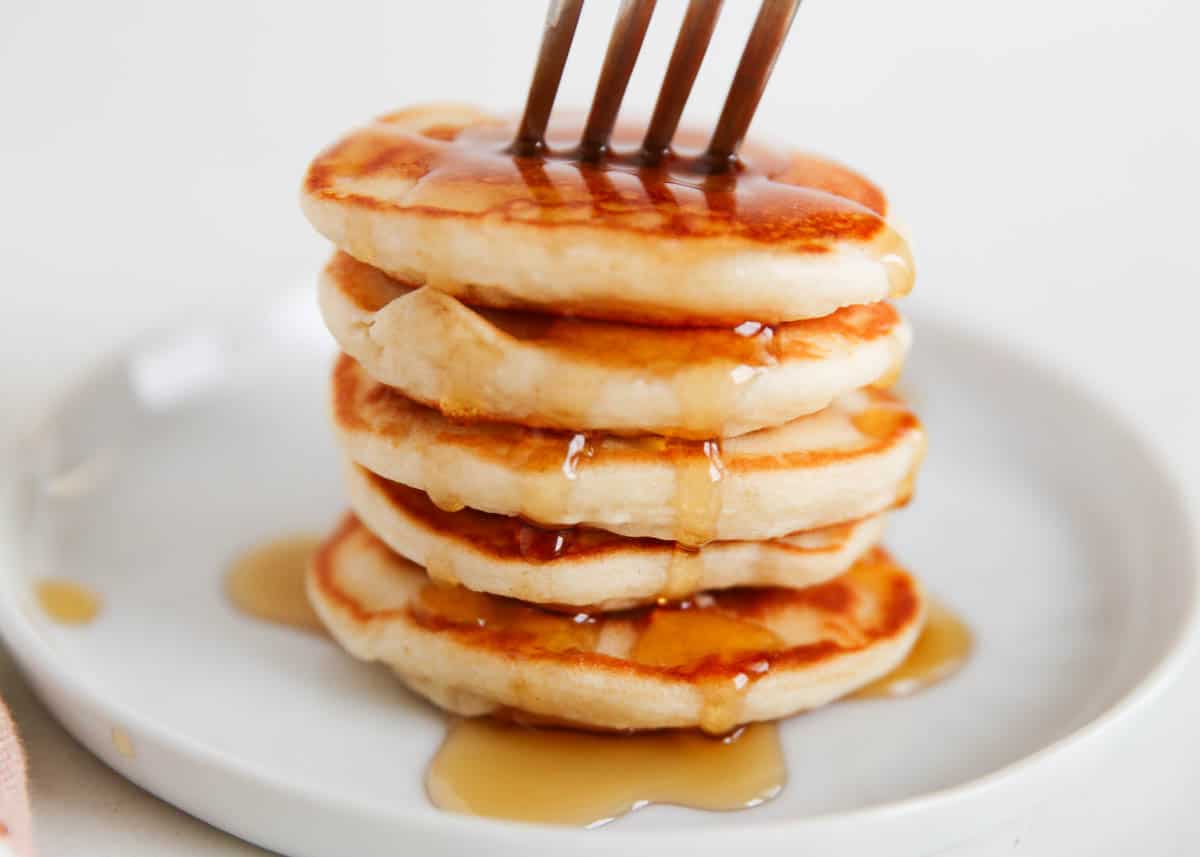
[{"left": 0, "top": 0, "right": 1198, "bottom": 853}]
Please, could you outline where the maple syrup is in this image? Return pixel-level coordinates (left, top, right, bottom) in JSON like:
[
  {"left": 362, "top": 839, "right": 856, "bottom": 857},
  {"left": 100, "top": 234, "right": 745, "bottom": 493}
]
[
  {"left": 422, "top": 545, "right": 461, "bottom": 586},
  {"left": 670, "top": 438, "right": 725, "bottom": 549},
  {"left": 371, "top": 469, "right": 629, "bottom": 563},
  {"left": 300, "top": 518, "right": 972, "bottom": 828},
  {"left": 34, "top": 579, "right": 101, "bottom": 625},
  {"left": 426, "top": 718, "right": 784, "bottom": 827},
  {"left": 851, "top": 601, "right": 972, "bottom": 699},
  {"left": 409, "top": 574, "right": 790, "bottom": 735},
  {"left": 413, "top": 582, "right": 599, "bottom": 654},
  {"left": 225, "top": 534, "right": 325, "bottom": 633},
  {"left": 416, "top": 598, "right": 971, "bottom": 827},
  {"left": 662, "top": 544, "right": 704, "bottom": 601},
  {"left": 632, "top": 606, "right": 782, "bottom": 733},
  {"left": 111, "top": 726, "right": 136, "bottom": 759},
  {"left": 851, "top": 404, "right": 911, "bottom": 441}
]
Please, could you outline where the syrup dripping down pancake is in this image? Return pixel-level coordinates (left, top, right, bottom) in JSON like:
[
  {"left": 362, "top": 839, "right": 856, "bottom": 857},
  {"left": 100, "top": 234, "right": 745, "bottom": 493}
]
[
  {"left": 320, "top": 251, "right": 910, "bottom": 439},
  {"left": 344, "top": 460, "right": 888, "bottom": 611},
  {"left": 307, "top": 515, "right": 926, "bottom": 734},
  {"left": 301, "top": 104, "right": 914, "bottom": 326},
  {"left": 331, "top": 354, "right": 925, "bottom": 545}
]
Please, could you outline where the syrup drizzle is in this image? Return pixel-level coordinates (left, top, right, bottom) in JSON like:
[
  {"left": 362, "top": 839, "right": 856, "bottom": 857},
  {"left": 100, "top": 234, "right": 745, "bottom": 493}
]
[
  {"left": 413, "top": 582, "right": 600, "bottom": 654},
  {"left": 426, "top": 718, "right": 784, "bottom": 827},
  {"left": 667, "top": 320, "right": 782, "bottom": 437},
  {"left": 314, "top": 118, "right": 910, "bottom": 270},
  {"left": 631, "top": 606, "right": 782, "bottom": 734},
  {"left": 662, "top": 545, "right": 705, "bottom": 601},
  {"left": 851, "top": 405, "right": 910, "bottom": 440},
  {"left": 670, "top": 438, "right": 725, "bottom": 549},
  {"left": 423, "top": 544, "right": 461, "bottom": 586},
  {"left": 529, "top": 431, "right": 593, "bottom": 528}
]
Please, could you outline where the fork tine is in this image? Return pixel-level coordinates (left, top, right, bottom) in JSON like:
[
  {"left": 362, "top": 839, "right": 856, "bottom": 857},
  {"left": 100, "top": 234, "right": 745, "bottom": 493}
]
[
  {"left": 579, "top": 0, "right": 658, "bottom": 159},
  {"left": 704, "top": 0, "right": 801, "bottom": 167},
  {"left": 513, "top": 0, "right": 585, "bottom": 156},
  {"left": 641, "top": 0, "right": 725, "bottom": 163}
]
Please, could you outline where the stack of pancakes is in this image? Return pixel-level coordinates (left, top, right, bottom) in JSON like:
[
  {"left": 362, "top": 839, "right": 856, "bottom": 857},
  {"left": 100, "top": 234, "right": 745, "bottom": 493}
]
[{"left": 299, "top": 104, "right": 928, "bottom": 735}]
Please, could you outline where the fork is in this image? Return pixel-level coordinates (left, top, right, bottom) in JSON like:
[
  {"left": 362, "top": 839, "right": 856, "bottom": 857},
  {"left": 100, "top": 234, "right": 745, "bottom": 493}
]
[{"left": 511, "top": 0, "right": 802, "bottom": 169}]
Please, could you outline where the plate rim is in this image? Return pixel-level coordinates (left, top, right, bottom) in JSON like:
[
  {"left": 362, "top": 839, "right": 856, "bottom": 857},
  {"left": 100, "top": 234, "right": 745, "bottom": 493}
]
[{"left": 1, "top": 296, "right": 1197, "bottom": 848}]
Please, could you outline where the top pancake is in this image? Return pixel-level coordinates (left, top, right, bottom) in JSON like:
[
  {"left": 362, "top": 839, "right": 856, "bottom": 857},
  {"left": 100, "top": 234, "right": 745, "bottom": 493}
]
[{"left": 301, "top": 104, "right": 914, "bottom": 325}]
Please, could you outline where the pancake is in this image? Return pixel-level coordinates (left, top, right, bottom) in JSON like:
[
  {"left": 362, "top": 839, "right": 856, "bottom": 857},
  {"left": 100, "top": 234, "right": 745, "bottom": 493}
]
[
  {"left": 301, "top": 104, "right": 914, "bottom": 326},
  {"left": 308, "top": 515, "right": 926, "bottom": 733},
  {"left": 344, "top": 461, "right": 888, "bottom": 611},
  {"left": 331, "top": 354, "right": 925, "bottom": 545},
  {"left": 320, "top": 251, "right": 911, "bottom": 438}
]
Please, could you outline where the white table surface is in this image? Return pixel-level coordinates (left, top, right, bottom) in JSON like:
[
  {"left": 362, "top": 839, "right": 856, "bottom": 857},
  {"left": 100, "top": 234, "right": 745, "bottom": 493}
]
[{"left": 1, "top": 0, "right": 1198, "bottom": 853}]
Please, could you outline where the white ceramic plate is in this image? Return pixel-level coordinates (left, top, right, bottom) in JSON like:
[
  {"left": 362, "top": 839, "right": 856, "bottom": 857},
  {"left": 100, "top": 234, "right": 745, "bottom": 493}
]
[{"left": 0, "top": 290, "right": 1195, "bottom": 857}]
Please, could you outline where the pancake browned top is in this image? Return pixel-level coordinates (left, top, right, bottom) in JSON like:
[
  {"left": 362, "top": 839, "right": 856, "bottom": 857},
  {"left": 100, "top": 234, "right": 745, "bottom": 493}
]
[
  {"left": 306, "top": 112, "right": 889, "bottom": 247},
  {"left": 301, "top": 104, "right": 914, "bottom": 325}
]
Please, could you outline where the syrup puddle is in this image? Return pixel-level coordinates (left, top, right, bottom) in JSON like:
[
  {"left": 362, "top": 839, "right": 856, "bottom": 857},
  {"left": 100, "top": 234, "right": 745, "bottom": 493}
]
[
  {"left": 228, "top": 533, "right": 971, "bottom": 826},
  {"left": 851, "top": 601, "right": 972, "bottom": 699},
  {"left": 424, "top": 600, "right": 972, "bottom": 825},
  {"left": 426, "top": 719, "right": 784, "bottom": 827},
  {"left": 225, "top": 534, "right": 325, "bottom": 633},
  {"left": 35, "top": 579, "right": 101, "bottom": 625},
  {"left": 111, "top": 726, "right": 136, "bottom": 759}
]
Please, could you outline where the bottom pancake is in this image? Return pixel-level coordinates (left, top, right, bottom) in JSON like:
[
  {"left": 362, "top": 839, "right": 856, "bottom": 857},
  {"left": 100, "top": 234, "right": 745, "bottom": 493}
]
[{"left": 308, "top": 515, "right": 926, "bottom": 733}]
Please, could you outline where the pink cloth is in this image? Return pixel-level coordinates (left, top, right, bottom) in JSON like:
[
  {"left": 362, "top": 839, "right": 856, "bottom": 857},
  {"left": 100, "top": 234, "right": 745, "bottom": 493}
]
[{"left": 0, "top": 697, "right": 33, "bottom": 856}]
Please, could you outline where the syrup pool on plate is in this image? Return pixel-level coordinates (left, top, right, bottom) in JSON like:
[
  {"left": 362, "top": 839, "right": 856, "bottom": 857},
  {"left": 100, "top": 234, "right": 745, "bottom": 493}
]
[
  {"left": 226, "top": 532, "right": 972, "bottom": 825},
  {"left": 225, "top": 534, "right": 325, "bottom": 633},
  {"left": 35, "top": 579, "right": 101, "bottom": 625},
  {"left": 426, "top": 718, "right": 785, "bottom": 827},
  {"left": 851, "top": 601, "right": 973, "bottom": 699}
]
